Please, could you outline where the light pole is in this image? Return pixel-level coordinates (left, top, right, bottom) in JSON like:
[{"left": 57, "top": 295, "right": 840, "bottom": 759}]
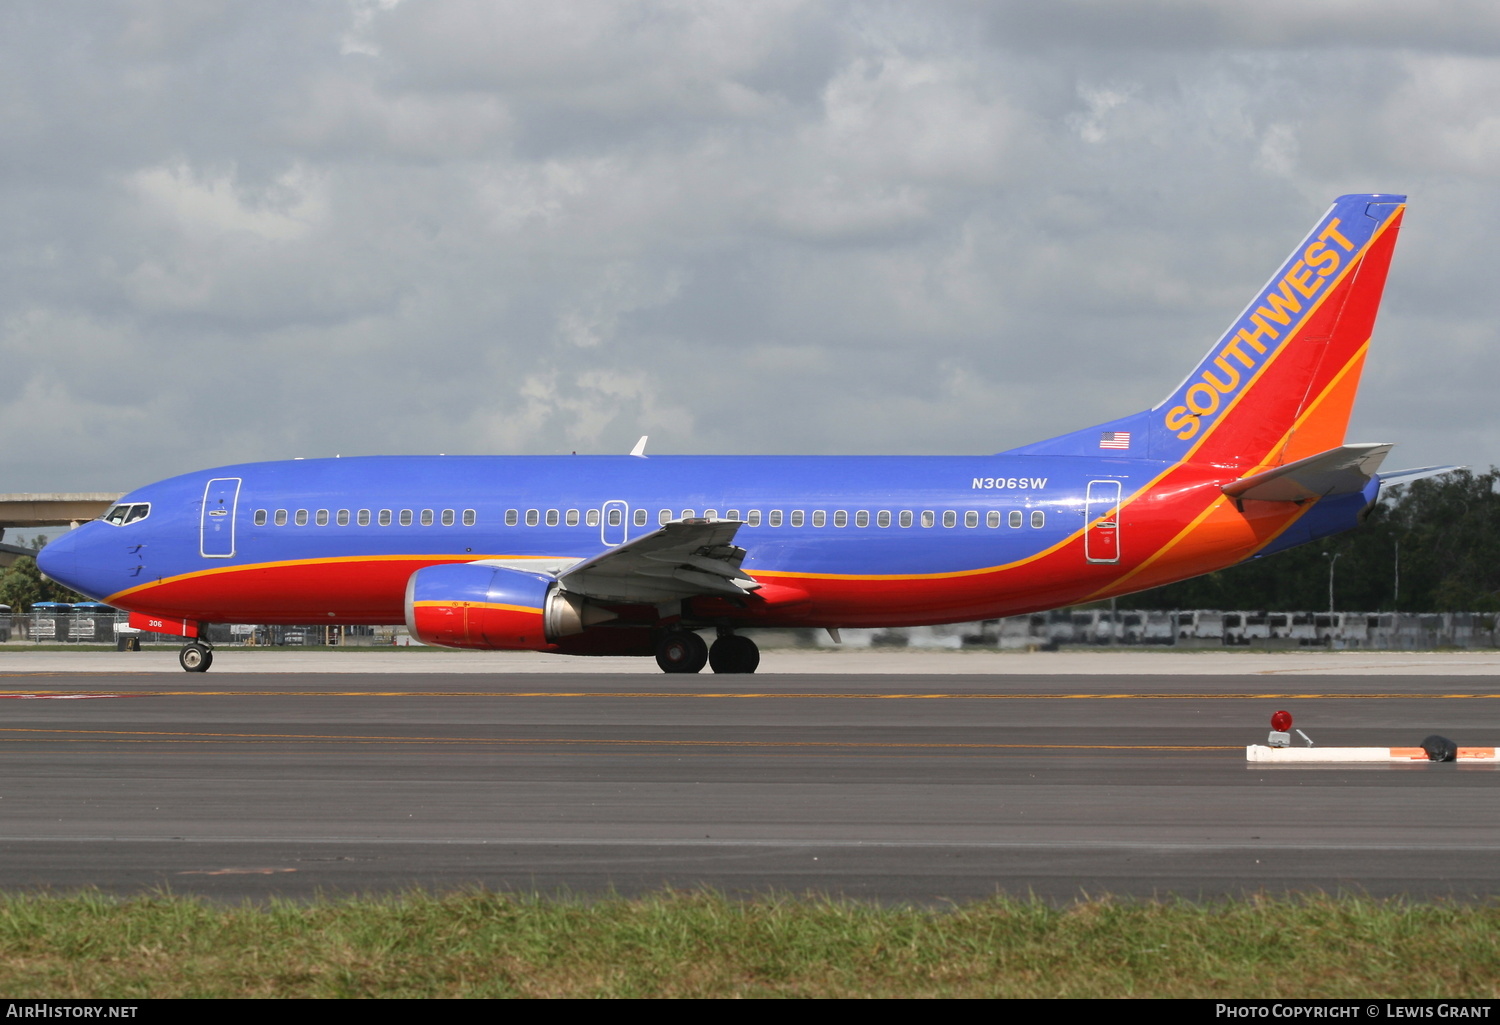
[
  {"left": 1393, "top": 539, "right": 1399, "bottom": 611},
  {"left": 1323, "top": 551, "right": 1342, "bottom": 615}
]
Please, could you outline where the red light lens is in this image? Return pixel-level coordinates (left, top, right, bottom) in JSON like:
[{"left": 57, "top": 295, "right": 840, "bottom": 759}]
[{"left": 1270, "top": 710, "right": 1293, "bottom": 732}]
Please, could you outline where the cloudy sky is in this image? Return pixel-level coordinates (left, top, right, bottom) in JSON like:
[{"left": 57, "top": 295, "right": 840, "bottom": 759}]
[{"left": 2, "top": 0, "right": 1497, "bottom": 495}]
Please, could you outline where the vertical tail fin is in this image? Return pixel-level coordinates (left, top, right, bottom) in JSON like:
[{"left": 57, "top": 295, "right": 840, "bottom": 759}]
[
  {"left": 1004, "top": 195, "right": 1405, "bottom": 466},
  {"left": 1150, "top": 193, "right": 1405, "bottom": 467}
]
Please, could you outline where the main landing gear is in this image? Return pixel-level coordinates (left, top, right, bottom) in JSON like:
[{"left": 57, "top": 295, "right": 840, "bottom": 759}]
[
  {"left": 655, "top": 631, "right": 708, "bottom": 673},
  {"left": 653, "top": 630, "right": 759, "bottom": 674},
  {"left": 708, "top": 634, "right": 759, "bottom": 674},
  {"left": 179, "top": 641, "right": 213, "bottom": 673}
]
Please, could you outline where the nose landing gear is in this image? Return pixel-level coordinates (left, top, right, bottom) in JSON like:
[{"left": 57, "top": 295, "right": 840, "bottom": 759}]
[{"left": 179, "top": 641, "right": 213, "bottom": 672}]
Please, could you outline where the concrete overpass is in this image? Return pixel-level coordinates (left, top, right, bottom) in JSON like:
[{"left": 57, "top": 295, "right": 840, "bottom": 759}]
[{"left": 0, "top": 493, "right": 121, "bottom": 568}]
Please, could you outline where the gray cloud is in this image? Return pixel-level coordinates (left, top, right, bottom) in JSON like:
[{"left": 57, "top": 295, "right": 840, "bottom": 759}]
[{"left": 1, "top": 0, "right": 1496, "bottom": 493}]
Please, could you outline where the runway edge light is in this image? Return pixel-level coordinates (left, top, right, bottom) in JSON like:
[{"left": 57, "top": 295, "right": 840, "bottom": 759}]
[{"left": 1268, "top": 710, "right": 1292, "bottom": 747}]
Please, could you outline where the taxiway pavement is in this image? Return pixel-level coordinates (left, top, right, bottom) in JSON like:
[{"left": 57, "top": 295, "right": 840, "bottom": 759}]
[{"left": 1, "top": 650, "right": 1496, "bottom": 902}]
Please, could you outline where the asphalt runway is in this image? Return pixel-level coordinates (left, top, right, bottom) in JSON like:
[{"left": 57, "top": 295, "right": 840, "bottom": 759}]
[{"left": 1, "top": 659, "right": 1497, "bottom": 903}]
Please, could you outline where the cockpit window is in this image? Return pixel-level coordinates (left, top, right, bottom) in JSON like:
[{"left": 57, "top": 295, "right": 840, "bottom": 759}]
[{"left": 102, "top": 503, "right": 150, "bottom": 526}]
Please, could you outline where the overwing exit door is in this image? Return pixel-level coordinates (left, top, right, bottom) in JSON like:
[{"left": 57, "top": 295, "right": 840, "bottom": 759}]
[{"left": 601, "top": 500, "right": 628, "bottom": 546}]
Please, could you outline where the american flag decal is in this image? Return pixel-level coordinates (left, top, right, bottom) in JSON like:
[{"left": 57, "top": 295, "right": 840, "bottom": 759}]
[{"left": 1099, "top": 431, "right": 1131, "bottom": 450}]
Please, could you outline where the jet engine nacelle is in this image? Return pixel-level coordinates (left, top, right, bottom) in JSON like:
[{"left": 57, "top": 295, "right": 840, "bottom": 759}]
[{"left": 404, "top": 563, "right": 611, "bottom": 650}]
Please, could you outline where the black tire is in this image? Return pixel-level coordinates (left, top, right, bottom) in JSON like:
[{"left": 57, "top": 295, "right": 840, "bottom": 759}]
[
  {"left": 709, "top": 635, "right": 760, "bottom": 674},
  {"left": 656, "top": 631, "right": 708, "bottom": 673},
  {"left": 179, "top": 643, "right": 212, "bottom": 673}
]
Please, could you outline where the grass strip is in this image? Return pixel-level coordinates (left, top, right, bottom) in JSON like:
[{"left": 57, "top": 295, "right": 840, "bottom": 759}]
[{"left": 1, "top": 890, "right": 1496, "bottom": 998}]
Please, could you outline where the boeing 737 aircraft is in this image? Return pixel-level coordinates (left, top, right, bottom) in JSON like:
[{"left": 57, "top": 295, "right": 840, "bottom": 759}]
[{"left": 39, "top": 193, "right": 1451, "bottom": 674}]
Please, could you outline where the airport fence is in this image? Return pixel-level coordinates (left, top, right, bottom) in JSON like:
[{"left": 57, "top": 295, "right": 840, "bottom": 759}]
[
  {"left": 0, "top": 610, "right": 1495, "bottom": 650},
  {"left": 805, "top": 609, "right": 1500, "bottom": 651},
  {"left": 0, "top": 613, "right": 403, "bottom": 648}
]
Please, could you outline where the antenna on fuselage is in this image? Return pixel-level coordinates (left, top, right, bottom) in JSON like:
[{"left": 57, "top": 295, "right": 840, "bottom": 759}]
[{"left": 630, "top": 436, "right": 648, "bottom": 458}]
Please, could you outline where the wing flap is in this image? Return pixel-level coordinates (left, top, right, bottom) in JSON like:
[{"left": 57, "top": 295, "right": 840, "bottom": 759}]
[{"left": 558, "top": 519, "right": 760, "bottom": 604}]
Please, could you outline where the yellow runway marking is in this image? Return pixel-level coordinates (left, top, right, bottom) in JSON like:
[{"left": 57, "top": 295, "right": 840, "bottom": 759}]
[
  {"left": 1, "top": 688, "right": 1498, "bottom": 701},
  {"left": 0, "top": 726, "right": 1233, "bottom": 752}
]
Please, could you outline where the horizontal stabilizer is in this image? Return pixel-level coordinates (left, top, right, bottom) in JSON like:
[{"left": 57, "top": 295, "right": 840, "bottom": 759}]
[
  {"left": 1223, "top": 443, "right": 1392, "bottom": 503},
  {"left": 559, "top": 518, "right": 759, "bottom": 603},
  {"left": 1377, "top": 465, "right": 1465, "bottom": 492}
]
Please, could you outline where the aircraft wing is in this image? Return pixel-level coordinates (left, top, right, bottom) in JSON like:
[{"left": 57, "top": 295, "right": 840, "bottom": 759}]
[
  {"left": 1223, "top": 444, "right": 1392, "bottom": 503},
  {"left": 556, "top": 519, "right": 761, "bottom": 604}
]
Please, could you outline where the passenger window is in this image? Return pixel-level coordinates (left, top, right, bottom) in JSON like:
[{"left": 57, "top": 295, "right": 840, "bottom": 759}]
[
  {"left": 726, "top": 509, "right": 742, "bottom": 521},
  {"left": 834, "top": 511, "right": 847, "bottom": 527},
  {"left": 378, "top": 510, "right": 393, "bottom": 526},
  {"left": 337, "top": 509, "right": 351, "bottom": 526},
  {"left": 921, "top": 511, "right": 935, "bottom": 528},
  {"left": 747, "top": 510, "right": 762, "bottom": 527},
  {"left": 546, "top": 509, "right": 560, "bottom": 526},
  {"left": 358, "top": 509, "right": 372, "bottom": 526},
  {"left": 525, "top": 509, "right": 539, "bottom": 526},
  {"left": 855, "top": 511, "right": 869, "bottom": 528},
  {"left": 506, "top": 509, "right": 519, "bottom": 526},
  {"left": 275, "top": 509, "right": 288, "bottom": 526},
  {"left": 943, "top": 511, "right": 956, "bottom": 528},
  {"left": 877, "top": 511, "right": 891, "bottom": 528},
  {"left": 986, "top": 510, "right": 1000, "bottom": 528},
  {"left": 1009, "top": 510, "right": 1022, "bottom": 528},
  {"left": 586, "top": 509, "right": 600, "bottom": 526},
  {"left": 316, "top": 509, "right": 330, "bottom": 526},
  {"left": 441, "top": 509, "right": 455, "bottom": 526},
  {"left": 704, "top": 509, "right": 719, "bottom": 521},
  {"left": 658, "top": 509, "right": 671, "bottom": 525},
  {"left": 899, "top": 510, "right": 913, "bottom": 528},
  {"left": 462, "top": 509, "right": 477, "bottom": 526},
  {"left": 254, "top": 510, "right": 268, "bottom": 526},
  {"left": 399, "top": 509, "right": 414, "bottom": 526},
  {"left": 1031, "top": 510, "right": 1045, "bottom": 528},
  {"left": 295, "top": 510, "right": 309, "bottom": 526},
  {"left": 566, "top": 509, "right": 579, "bottom": 526},
  {"left": 769, "top": 510, "right": 783, "bottom": 527},
  {"left": 790, "top": 510, "right": 804, "bottom": 527},
  {"left": 420, "top": 509, "right": 434, "bottom": 526},
  {"left": 634, "top": 509, "right": 648, "bottom": 527},
  {"left": 608, "top": 509, "right": 622, "bottom": 527},
  {"left": 812, "top": 511, "right": 826, "bottom": 527},
  {"left": 965, "top": 511, "right": 978, "bottom": 528}
]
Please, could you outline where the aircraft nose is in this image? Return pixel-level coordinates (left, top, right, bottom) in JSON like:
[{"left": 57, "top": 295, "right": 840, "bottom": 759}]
[{"left": 35, "top": 531, "right": 79, "bottom": 591}]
